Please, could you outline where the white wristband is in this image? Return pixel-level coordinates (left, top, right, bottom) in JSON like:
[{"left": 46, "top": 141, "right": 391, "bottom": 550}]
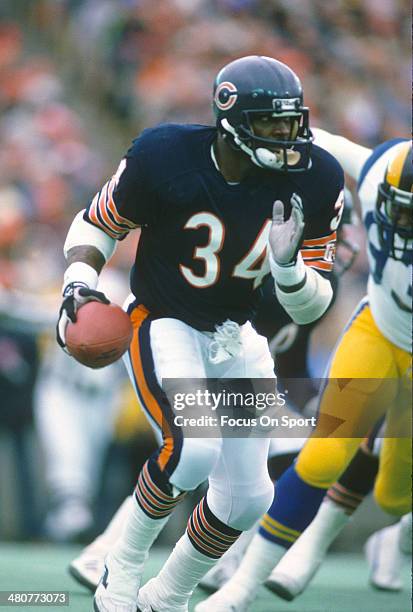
[
  {"left": 275, "top": 265, "right": 333, "bottom": 324},
  {"left": 269, "top": 251, "right": 306, "bottom": 286},
  {"left": 62, "top": 262, "right": 99, "bottom": 294}
]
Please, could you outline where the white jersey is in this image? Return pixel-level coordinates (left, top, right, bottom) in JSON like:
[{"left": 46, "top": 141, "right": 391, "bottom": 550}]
[{"left": 358, "top": 140, "right": 412, "bottom": 352}]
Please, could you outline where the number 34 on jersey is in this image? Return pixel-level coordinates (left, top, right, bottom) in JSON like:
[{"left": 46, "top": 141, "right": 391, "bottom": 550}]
[{"left": 179, "top": 212, "right": 271, "bottom": 290}]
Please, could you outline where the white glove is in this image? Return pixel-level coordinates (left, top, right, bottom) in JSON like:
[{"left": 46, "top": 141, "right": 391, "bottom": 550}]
[
  {"left": 56, "top": 284, "right": 110, "bottom": 351},
  {"left": 269, "top": 193, "right": 305, "bottom": 265}
]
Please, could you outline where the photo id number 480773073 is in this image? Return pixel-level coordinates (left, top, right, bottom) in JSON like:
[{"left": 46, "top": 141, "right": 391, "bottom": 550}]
[{"left": 0, "top": 592, "right": 69, "bottom": 606}]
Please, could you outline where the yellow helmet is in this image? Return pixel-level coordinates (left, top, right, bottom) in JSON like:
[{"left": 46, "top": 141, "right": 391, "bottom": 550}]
[{"left": 375, "top": 141, "right": 412, "bottom": 260}]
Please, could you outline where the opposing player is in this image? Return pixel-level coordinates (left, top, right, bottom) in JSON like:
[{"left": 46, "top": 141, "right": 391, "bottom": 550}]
[
  {"left": 56, "top": 55, "right": 344, "bottom": 612},
  {"left": 197, "top": 135, "right": 412, "bottom": 610}
]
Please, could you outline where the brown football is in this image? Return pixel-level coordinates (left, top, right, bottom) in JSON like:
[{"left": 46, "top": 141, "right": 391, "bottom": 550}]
[{"left": 66, "top": 301, "right": 133, "bottom": 369}]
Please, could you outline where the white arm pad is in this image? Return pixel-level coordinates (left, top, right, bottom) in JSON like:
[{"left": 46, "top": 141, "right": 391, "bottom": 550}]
[
  {"left": 64, "top": 210, "right": 117, "bottom": 262},
  {"left": 271, "top": 253, "right": 333, "bottom": 324},
  {"left": 312, "top": 128, "right": 372, "bottom": 182}
]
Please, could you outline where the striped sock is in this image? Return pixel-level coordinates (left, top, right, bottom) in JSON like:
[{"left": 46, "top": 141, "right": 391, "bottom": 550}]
[
  {"left": 326, "top": 446, "right": 378, "bottom": 514},
  {"left": 187, "top": 497, "right": 241, "bottom": 558},
  {"left": 258, "top": 469, "right": 326, "bottom": 548},
  {"left": 144, "top": 498, "right": 241, "bottom": 608},
  {"left": 327, "top": 482, "right": 364, "bottom": 515},
  {"left": 135, "top": 458, "right": 186, "bottom": 519},
  {"left": 111, "top": 459, "right": 185, "bottom": 567},
  {"left": 260, "top": 512, "right": 301, "bottom": 547}
]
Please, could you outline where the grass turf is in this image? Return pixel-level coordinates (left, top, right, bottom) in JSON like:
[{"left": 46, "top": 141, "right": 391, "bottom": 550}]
[{"left": 0, "top": 543, "right": 410, "bottom": 612}]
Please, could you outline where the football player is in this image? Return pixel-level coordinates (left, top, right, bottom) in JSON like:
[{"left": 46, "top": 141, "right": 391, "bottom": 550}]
[
  {"left": 57, "top": 55, "right": 344, "bottom": 612},
  {"left": 197, "top": 135, "right": 412, "bottom": 611},
  {"left": 67, "top": 202, "right": 360, "bottom": 592}
]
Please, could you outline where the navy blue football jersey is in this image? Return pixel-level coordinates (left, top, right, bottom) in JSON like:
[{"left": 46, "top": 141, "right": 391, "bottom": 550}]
[{"left": 84, "top": 124, "right": 344, "bottom": 331}]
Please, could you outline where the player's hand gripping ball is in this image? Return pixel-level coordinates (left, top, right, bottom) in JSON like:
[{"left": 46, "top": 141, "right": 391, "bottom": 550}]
[{"left": 65, "top": 301, "right": 133, "bottom": 369}]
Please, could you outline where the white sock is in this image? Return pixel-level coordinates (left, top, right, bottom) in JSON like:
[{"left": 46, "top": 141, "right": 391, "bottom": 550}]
[
  {"left": 222, "top": 533, "right": 285, "bottom": 595},
  {"left": 149, "top": 533, "right": 217, "bottom": 607},
  {"left": 297, "top": 499, "right": 350, "bottom": 558},
  {"left": 271, "top": 499, "right": 350, "bottom": 580},
  {"left": 111, "top": 496, "right": 170, "bottom": 566}
]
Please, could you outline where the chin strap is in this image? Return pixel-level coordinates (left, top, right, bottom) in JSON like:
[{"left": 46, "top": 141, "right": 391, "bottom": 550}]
[
  {"left": 255, "top": 147, "right": 301, "bottom": 169},
  {"left": 220, "top": 118, "right": 301, "bottom": 170}
]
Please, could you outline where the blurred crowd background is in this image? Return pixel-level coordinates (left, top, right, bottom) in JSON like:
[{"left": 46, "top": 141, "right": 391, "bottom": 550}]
[{"left": 0, "top": 0, "right": 410, "bottom": 546}]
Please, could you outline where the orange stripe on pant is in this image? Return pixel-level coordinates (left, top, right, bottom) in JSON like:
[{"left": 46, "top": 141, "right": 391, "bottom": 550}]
[{"left": 129, "top": 304, "right": 175, "bottom": 471}]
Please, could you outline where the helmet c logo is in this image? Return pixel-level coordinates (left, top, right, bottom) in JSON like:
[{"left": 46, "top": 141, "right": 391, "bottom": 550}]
[{"left": 214, "top": 81, "right": 238, "bottom": 111}]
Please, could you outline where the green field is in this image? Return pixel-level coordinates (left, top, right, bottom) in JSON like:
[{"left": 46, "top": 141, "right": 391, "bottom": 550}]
[{"left": 0, "top": 543, "right": 410, "bottom": 612}]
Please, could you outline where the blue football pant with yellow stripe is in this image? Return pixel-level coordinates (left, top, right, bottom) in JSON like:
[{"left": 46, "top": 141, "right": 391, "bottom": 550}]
[{"left": 260, "top": 302, "right": 412, "bottom": 547}]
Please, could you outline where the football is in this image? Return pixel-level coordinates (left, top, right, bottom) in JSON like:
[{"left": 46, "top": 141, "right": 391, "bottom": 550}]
[{"left": 66, "top": 301, "right": 133, "bottom": 369}]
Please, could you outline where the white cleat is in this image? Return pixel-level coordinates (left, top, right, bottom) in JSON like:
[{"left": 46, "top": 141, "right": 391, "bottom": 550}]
[
  {"left": 365, "top": 523, "right": 406, "bottom": 591},
  {"left": 137, "top": 578, "right": 188, "bottom": 612},
  {"left": 265, "top": 571, "right": 303, "bottom": 601},
  {"left": 265, "top": 500, "right": 350, "bottom": 601},
  {"left": 264, "top": 540, "right": 324, "bottom": 601},
  {"left": 93, "top": 554, "right": 144, "bottom": 612},
  {"left": 68, "top": 545, "right": 106, "bottom": 592}
]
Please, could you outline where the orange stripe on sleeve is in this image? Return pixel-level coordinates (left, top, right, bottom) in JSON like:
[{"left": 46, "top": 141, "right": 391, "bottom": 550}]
[
  {"left": 87, "top": 191, "right": 119, "bottom": 239},
  {"left": 105, "top": 179, "right": 135, "bottom": 231},
  {"left": 304, "top": 260, "right": 333, "bottom": 271},
  {"left": 107, "top": 179, "right": 138, "bottom": 229},
  {"left": 302, "top": 231, "right": 337, "bottom": 247},
  {"left": 98, "top": 183, "right": 125, "bottom": 235},
  {"left": 301, "top": 248, "right": 327, "bottom": 259}
]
